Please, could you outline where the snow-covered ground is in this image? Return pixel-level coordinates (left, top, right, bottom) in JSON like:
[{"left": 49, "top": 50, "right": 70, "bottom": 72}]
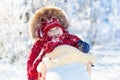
[
  {"left": 91, "top": 50, "right": 120, "bottom": 80},
  {"left": 0, "top": 63, "right": 26, "bottom": 80},
  {"left": 0, "top": 49, "right": 120, "bottom": 80}
]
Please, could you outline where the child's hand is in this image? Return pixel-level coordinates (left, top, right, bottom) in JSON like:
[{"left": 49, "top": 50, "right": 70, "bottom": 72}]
[{"left": 78, "top": 40, "right": 90, "bottom": 53}]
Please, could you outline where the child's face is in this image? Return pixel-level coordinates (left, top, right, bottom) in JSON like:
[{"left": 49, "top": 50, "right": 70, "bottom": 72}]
[{"left": 47, "top": 27, "right": 63, "bottom": 37}]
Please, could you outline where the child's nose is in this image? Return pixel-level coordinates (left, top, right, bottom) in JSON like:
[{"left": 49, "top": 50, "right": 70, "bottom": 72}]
[{"left": 53, "top": 30, "right": 58, "bottom": 34}]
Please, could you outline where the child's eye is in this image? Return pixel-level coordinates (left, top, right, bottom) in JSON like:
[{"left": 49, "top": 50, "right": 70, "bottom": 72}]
[
  {"left": 55, "top": 27, "right": 59, "bottom": 30},
  {"left": 48, "top": 29, "right": 52, "bottom": 32}
]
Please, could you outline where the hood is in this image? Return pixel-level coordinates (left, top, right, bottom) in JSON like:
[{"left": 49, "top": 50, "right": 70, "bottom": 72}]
[{"left": 29, "top": 6, "right": 69, "bottom": 41}]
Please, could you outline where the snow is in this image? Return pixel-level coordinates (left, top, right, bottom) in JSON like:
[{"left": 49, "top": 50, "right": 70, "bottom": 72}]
[
  {"left": 0, "top": 50, "right": 120, "bottom": 80},
  {"left": 0, "top": 0, "right": 120, "bottom": 80},
  {"left": 46, "top": 72, "right": 62, "bottom": 80},
  {"left": 0, "top": 63, "right": 26, "bottom": 80},
  {"left": 91, "top": 50, "right": 120, "bottom": 80}
]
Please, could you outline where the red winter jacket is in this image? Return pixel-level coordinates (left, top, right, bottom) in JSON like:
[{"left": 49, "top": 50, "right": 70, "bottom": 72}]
[{"left": 27, "top": 32, "right": 81, "bottom": 80}]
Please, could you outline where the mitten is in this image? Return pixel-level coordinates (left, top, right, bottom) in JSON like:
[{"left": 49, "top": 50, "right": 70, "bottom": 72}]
[{"left": 77, "top": 40, "right": 90, "bottom": 53}]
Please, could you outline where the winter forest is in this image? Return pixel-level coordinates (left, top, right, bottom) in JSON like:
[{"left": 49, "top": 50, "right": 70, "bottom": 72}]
[{"left": 0, "top": 0, "right": 120, "bottom": 80}]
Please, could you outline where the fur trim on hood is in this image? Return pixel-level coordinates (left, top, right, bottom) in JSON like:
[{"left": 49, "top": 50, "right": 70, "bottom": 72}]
[{"left": 29, "top": 6, "right": 69, "bottom": 41}]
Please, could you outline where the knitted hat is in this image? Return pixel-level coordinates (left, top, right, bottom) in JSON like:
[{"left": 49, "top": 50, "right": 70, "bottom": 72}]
[
  {"left": 41, "top": 18, "right": 64, "bottom": 35},
  {"left": 29, "top": 6, "right": 69, "bottom": 41}
]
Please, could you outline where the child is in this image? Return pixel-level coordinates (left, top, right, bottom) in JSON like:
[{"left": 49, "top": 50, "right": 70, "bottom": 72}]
[{"left": 27, "top": 6, "right": 91, "bottom": 80}]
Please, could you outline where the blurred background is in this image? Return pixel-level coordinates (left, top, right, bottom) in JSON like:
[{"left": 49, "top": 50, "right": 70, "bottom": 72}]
[{"left": 0, "top": 0, "right": 120, "bottom": 80}]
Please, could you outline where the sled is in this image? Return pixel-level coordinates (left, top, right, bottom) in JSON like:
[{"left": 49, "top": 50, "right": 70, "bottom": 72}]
[
  {"left": 37, "top": 45, "right": 95, "bottom": 80},
  {"left": 41, "top": 44, "right": 95, "bottom": 69}
]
